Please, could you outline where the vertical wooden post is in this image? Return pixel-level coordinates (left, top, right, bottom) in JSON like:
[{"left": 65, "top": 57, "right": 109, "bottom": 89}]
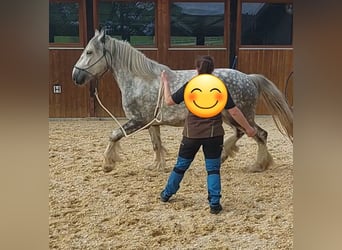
[
  {"left": 157, "top": 0, "right": 169, "bottom": 65},
  {"left": 88, "top": 80, "right": 96, "bottom": 117},
  {"left": 86, "top": 0, "right": 95, "bottom": 117},
  {"left": 229, "top": 0, "right": 238, "bottom": 68}
]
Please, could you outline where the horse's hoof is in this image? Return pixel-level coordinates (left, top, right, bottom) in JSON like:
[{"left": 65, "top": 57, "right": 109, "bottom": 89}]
[
  {"left": 248, "top": 164, "right": 267, "bottom": 173},
  {"left": 145, "top": 164, "right": 155, "bottom": 170},
  {"left": 221, "top": 155, "right": 228, "bottom": 163},
  {"left": 162, "top": 167, "right": 170, "bottom": 173},
  {"left": 103, "top": 164, "right": 114, "bottom": 173},
  {"left": 146, "top": 162, "right": 167, "bottom": 171}
]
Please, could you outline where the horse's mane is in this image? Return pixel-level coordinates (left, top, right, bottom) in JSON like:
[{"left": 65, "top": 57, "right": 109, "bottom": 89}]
[{"left": 109, "top": 37, "right": 171, "bottom": 79}]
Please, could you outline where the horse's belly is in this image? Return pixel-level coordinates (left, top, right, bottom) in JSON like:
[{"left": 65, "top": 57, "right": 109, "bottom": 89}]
[{"left": 161, "top": 105, "right": 187, "bottom": 126}]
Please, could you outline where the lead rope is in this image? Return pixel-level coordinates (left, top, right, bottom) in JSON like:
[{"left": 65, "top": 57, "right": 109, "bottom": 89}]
[{"left": 94, "top": 77, "right": 164, "bottom": 138}]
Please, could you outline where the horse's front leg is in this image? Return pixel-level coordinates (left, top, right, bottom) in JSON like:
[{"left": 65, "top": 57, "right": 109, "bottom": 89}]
[
  {"left": 102, "top": 119, "right": 146, "bottom": 173},
  {"left": 148, "top": 125, "right": 167, "bottom": 171}
]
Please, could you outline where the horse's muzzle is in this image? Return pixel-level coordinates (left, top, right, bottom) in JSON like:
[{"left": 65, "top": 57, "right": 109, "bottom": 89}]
[{"left": 72, "top": 67, "right": 88, "bottom": 85}]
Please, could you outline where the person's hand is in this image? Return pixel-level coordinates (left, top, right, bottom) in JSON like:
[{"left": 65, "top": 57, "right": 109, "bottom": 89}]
[
  {"left": 246, "top": 126, "right": 257, "bottom": 137},
  {"left": 161, "top": 70, "right": 167, "bottom": 82}
]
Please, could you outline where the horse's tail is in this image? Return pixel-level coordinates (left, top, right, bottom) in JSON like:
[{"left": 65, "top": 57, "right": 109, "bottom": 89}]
[{"left": 249, "top": 74, "right": 293, "bottom": 143}]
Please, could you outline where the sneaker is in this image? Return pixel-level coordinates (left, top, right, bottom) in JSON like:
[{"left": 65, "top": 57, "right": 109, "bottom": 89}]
[
  {"left": 210, "top": 203, "right": 222, "bottom": 214},
  {"left": 160, "top": 191, "right": 171, "bottom": 202}
]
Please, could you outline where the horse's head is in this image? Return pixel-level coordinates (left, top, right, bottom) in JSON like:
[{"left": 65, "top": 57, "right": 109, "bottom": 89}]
[{"left": 72, "top": 29, "right": 111, "bottom": 85}]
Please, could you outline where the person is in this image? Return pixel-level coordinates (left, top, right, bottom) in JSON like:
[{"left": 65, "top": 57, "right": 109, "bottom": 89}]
[{"left": 160, "top": 55, "right": 256, "bottom": 214}]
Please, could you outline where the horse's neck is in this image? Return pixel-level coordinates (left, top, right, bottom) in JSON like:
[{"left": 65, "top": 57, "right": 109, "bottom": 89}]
[
  {"left": 108, "top": 38, "right": 171, "bottom": 80},
  {"left": 111, "top": 67, "right": 158, "bottom": 97},
  {"left": 111, "top": 68, "right": 135, "bottom": 92}
]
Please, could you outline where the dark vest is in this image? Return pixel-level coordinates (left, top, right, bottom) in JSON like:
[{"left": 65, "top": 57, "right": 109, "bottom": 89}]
[{"left": 183, "top": 112, "right": 224, "bottom": 138}]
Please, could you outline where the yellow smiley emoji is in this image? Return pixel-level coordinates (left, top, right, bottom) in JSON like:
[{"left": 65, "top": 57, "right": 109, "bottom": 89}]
[{"left": 184, "top": 74, "right": 228, "bottom": 118}]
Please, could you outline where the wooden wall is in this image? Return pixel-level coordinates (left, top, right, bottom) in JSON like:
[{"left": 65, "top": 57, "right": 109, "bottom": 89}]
[
  {"left": 237, "top": 48, "right": 294, "bottom": 114},
  {"left": 49, "top": 49, "right": 90, "bottom": 117}
]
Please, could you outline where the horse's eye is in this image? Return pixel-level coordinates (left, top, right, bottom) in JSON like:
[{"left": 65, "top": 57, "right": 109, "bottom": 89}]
[{"left": 86, "top": 51, "right": 92, "bottom": 55}]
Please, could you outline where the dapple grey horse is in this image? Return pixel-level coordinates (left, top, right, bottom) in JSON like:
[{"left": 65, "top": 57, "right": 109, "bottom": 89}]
[{"left": 72, "top": 29, "right": 293, "bottom": 173}]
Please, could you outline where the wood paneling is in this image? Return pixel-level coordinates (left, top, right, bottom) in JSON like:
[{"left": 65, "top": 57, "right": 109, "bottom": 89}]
[
  {"left": 49, "top": 49, "right": 90, "bottom": 117},
  {"left": 237, "top": 48, "right": 293, "bottom": 114}
]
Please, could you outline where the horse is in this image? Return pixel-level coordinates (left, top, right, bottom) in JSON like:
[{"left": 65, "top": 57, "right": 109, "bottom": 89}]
[{"left": 72, "top": 29, "right": 293, "bottom": 173}]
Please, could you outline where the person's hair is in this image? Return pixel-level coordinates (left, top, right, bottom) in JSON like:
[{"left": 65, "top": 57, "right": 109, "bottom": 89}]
[{"left": 196, "top": 55, "right": 214, "bottom": 74}]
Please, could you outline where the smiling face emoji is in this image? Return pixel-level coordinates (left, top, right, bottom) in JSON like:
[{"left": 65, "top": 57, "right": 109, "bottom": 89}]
[{"left": 184, "top": 74, "right": 228, "bottom": 118}]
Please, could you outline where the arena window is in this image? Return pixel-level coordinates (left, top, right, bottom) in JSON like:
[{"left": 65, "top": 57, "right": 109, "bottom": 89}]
[
  {"left": 170, "top": 2, "right": 225, "bottom": 47},
  {"left": 49, "top": 0, "right": 85, "bottom": 46},
  {"left": 97, "top": 0, "right": 156, "bottom": 46},
  {"left": 240, "top": 2, "right": 293, "bottom": 46}
]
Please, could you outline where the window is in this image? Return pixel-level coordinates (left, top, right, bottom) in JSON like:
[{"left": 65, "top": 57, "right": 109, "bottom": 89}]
[
  {"left": 49, "top": 1, "right": 82, "bottom": 44},
  {"left": 98, "top": 1, "right": 156, "bottom": 46},
  {"left": 241, "top": 2, "right": 293, "bottom": 46},
  {"left": 170, "top": 2, "right": 225, "bottom": 46}
]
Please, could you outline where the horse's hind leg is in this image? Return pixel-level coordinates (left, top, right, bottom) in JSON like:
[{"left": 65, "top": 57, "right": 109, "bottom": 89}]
[
  {"left": 250, "top": 125, "right": 274, "bottom": 172},
  {"left": 221, "top": 119, "right": 273, "bottom": 172},
  {"left": 221, "top": 127, "right": 244, "bottom": 163},
  {"left": 221, "top": 112, "right": 245, "bottom": 163},
  {"left": 148, "top": 125, "right": 167, "bottom": 171}
]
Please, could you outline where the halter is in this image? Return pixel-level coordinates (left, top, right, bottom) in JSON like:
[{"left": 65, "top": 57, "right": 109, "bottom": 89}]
[{"left": 73, "top": 41, "right": 113, "bottom": 80}]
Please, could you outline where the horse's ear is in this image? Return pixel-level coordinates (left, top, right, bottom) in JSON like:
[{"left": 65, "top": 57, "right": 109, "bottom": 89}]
[
  {"left": 98, "top": 29, "right": 105, "bottom": 44},
  {"left": 94, "top": 29, "right": 100, "bottom": 36}
]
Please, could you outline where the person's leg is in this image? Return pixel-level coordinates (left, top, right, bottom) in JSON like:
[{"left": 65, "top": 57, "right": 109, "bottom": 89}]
[
  {"left": 161, "top": 137, "right": 200, "bottom": 201},
  {"left": 202, "top": 136, "right": 224, "bottom": 213},
  {"left": 205, "top": 158, "right": 222, "bottom": 213}
]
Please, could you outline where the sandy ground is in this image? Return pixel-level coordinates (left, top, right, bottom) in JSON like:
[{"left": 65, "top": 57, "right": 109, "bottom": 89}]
[{"left": 49, "top": 116, "right": 293, "bottom": 249}]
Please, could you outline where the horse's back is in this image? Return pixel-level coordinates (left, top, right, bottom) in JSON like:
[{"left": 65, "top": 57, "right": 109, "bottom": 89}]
[{"left": 171, "top": 68, "right": 258, "bottom": 111}]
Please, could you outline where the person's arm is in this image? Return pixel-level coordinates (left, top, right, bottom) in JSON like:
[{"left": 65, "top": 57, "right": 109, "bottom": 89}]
[
  {"left": 161, "top": 71, "right": 176, "bottom": 106},
  {"left": 228, "top": 106, "right": 257, "bottom": 137}
]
